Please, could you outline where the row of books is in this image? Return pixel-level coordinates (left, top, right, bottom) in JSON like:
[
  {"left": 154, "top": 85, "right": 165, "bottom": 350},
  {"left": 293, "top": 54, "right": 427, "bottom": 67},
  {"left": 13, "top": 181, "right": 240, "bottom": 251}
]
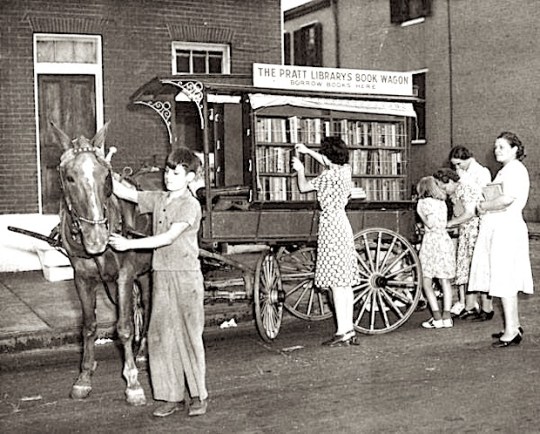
[
  {"left": 257, "top": 176, "right": 317, "bottom": 202},
  {"left": 255, "top": 146, "right": 405, "bottom": 177},
  {"left": 353, "top": 178, "right": 406, "bottom": 201},
  {"left": 256, "top": 116, "right": 407, "bottom": 147},
  {"left": 350, "top": 149, "right": 405, "bottom": 176},
  {"left": 256, "top": 176, "right": 406, "bottom": 202}
]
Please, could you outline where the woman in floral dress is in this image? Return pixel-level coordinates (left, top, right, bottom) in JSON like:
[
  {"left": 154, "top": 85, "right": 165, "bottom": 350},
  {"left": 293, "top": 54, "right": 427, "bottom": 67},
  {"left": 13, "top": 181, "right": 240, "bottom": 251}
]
[
  {"left": 416, "top": 176, "right": 456, "bottom": 329},
  {"left": 292, "top": 137, "right": 360, "bottom": 346},
  {"left": 434, "top": 168, "right": 488, "bottom": 320}
]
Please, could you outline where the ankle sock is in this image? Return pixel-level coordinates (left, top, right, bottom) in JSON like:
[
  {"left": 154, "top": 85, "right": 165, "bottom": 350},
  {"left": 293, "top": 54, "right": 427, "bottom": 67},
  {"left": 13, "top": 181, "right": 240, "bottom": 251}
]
[
  {"left": 442, "top": 310, "right": 451, "bottom": 320},
  {"left": 432, "top": 311, "right": 442, "bottom": 320}
]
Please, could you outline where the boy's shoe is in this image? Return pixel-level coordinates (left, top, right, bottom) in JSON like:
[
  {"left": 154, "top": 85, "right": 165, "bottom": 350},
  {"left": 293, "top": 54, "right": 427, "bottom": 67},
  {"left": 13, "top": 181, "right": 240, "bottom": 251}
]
[
  {"left": 450, "top": 301, "right": 465, "bottom": 316},
  {"left": 153, "top": 401, "right": 185, "bottom": 417},
  {"left": 189, "top": 398, "right": 207, "bottom": 416},
  {"left": 442, "top": 318, "right": 453, "bottom": 328},
  {"left": 421, "top": 318, "right": 444, "bottom": 329}
]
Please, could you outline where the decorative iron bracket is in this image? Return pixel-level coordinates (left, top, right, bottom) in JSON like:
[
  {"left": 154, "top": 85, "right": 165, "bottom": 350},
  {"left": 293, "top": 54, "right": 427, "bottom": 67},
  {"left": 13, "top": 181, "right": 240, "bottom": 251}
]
[
  {"left": 134, "top": 79, "right": 205, "bottom": 145},
  {"left": 162, "top": 79, "right": 204, "bottom": 129}
]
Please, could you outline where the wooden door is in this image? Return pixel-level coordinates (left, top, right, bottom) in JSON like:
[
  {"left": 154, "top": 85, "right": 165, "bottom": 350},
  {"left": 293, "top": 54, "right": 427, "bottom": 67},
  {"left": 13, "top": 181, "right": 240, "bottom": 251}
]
[{"left": 38, "top": 75, "right": 96, "bottom": 214}]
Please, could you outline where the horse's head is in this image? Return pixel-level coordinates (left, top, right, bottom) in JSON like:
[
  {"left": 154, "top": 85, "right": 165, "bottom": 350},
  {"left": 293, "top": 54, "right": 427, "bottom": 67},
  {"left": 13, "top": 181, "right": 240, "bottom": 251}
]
[{"left": 52, "top": 122, "right": 113, "bottom": 255}]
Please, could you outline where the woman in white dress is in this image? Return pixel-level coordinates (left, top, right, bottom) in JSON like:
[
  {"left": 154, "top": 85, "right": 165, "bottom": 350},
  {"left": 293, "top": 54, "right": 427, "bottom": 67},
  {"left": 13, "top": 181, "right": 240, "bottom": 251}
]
[{"left": 468, "top": 132, "right": 533, "bottom": 347}]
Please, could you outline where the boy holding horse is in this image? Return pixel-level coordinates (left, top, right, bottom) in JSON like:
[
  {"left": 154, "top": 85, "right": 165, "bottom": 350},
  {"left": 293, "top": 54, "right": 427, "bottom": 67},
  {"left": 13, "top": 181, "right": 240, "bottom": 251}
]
[{"left": 109, "top": 147, "right": 208, "bottom": 417}]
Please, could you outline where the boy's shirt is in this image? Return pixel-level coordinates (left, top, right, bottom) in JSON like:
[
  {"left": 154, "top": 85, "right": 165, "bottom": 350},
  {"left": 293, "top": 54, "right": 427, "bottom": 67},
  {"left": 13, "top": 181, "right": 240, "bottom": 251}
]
[{"left": 138, "top": 190, "right": 201, "bottom": 271}]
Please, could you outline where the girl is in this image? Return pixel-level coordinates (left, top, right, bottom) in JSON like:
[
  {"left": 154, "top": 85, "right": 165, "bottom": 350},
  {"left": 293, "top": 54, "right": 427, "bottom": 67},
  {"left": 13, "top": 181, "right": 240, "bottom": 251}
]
[
  {"left": 416, "top": 176, "right": 456, "bottom": 329},
  {"left": 292, "top": 137, "right": 360, "bottom": 346}
]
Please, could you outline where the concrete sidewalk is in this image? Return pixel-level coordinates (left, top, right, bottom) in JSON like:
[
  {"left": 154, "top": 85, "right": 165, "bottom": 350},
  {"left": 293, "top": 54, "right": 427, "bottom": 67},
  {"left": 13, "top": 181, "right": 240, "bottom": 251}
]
[
  {"left": 0, "top": 270, "right": 252, "bottom": 353},
  {"left": 2, "top": 223, "right": 539, "bottom": 354}
]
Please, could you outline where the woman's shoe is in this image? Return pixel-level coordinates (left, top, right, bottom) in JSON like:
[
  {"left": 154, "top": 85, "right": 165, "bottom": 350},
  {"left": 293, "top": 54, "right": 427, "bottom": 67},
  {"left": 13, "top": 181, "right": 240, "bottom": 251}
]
[
  {"left": 458, "top": 309, "right": 478, "bottom": 320},
  {"left": 491, "top": 327, "right": 524, "bottom": 339},
  {"left": 322, "top": 330, "right": 358, "bottom": 346},
  {"left": 472, "top": 310, "right": 495, "bottom": 322},
  {"left": 492, "top": 332, "right": 523, "bottom": 348}
]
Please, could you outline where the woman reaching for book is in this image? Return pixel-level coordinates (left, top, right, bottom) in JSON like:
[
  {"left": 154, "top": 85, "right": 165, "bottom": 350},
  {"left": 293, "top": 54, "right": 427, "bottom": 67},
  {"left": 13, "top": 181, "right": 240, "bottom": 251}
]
[
  {"left": 468, "top": 131, "right": 533, "bottom": 347},
  {"left": 292, "top": 137, "right": 360, "bottom": 346}
]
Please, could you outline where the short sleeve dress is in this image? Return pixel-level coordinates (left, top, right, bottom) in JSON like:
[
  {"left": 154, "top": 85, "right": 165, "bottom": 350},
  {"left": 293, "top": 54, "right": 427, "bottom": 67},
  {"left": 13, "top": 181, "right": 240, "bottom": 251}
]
[
  {"left": 311, "top": 165, "right": 360, "bottom": 289},
  {"left": 417, "top": 198, "right": 456, "bottom": 279},
  {"left": 468, "top": 160, "right": 533, "bottom": 297}
]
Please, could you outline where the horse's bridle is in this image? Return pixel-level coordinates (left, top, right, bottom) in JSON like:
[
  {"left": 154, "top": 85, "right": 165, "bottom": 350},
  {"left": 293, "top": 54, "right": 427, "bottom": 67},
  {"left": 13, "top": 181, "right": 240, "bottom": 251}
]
[{"left": 58, "top": 146, "right": 110, "bottom": 229}]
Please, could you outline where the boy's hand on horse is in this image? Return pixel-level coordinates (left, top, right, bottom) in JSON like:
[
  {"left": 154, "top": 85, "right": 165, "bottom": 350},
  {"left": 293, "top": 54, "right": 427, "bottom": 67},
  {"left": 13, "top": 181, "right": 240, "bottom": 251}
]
[{"left": 109, "top": 233, "right": 131, "bottom": 251}]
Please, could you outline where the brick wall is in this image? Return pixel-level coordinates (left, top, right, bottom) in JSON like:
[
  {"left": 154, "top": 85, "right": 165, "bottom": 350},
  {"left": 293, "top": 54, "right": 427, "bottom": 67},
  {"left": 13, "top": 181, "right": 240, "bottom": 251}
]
[
  {"left": 286, "top": 0, "right": 540, "bottom": 220},
  {"left": 0, "top": 0, "right": 282, "bottom": 214}
]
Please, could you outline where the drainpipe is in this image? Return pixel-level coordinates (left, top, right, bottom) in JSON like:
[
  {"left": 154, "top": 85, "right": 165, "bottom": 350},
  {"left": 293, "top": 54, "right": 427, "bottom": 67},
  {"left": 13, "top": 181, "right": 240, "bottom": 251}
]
[
  {"left": 332, "top": 0, "right": 340, "bottom": 67},
  {"left": 447, "top": 0, "right": 454, "bottom": 147}
]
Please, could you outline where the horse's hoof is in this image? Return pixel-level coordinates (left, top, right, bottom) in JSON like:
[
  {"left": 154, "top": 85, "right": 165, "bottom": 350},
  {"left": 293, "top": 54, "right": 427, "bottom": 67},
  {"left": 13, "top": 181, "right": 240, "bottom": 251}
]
[
  {"left": 71, "top": 384, "right": 92, "bottom": 400},
  {"left": 126, "top": 387, "right": 146, "bottom": 406}
]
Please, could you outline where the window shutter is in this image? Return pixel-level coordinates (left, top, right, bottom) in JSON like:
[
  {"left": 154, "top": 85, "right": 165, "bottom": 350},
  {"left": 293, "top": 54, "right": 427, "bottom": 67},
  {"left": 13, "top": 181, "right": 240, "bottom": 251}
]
[
  {"left": 284, "top": 32, "right": 291, "bottom": 65},
  {"left": 293, "top": 28, "right": 305, "bottom": 65}
]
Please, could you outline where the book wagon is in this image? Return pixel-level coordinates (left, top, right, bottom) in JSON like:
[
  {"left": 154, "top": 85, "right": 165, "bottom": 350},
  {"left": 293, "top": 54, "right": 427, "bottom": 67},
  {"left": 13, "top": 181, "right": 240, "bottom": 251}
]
[{"left": 129, "top": 63, "right": 423, "bottom": 341}]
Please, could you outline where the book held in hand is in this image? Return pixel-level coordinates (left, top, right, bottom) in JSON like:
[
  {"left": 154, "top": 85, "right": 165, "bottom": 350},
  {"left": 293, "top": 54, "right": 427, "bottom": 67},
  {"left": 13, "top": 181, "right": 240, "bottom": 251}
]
[{"left": 482, "top": 183, "right": 503, "bottom": 201}]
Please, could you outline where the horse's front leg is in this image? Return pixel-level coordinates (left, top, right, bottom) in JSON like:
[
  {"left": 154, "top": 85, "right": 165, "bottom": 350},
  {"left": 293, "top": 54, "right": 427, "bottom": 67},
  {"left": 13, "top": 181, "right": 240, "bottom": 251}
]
[
  {"left": 117, "top": 276, "right": 146, "bottom": 406},
  {"left": 71, "top": 274, "right": 98, "bottom": 400}
]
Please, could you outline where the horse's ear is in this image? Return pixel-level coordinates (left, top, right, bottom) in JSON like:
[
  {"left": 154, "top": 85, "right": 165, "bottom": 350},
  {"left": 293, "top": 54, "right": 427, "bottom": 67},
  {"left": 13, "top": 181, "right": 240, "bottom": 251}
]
[
  {"left": 92, "top": 121, "right": 110, "bottom": 149},
  {"left": 50, "top": 122, "right": 72, "bottom": 151}
]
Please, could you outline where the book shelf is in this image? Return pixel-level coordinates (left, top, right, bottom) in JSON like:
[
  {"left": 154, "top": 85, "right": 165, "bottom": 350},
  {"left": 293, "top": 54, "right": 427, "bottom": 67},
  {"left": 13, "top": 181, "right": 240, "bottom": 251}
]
[{"left": 253, "top": 114, "right": 410, "bottom": 202}]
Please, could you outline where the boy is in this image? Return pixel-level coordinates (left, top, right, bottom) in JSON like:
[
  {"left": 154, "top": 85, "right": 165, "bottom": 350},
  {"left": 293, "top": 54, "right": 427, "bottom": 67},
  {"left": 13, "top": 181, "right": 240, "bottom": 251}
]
[{"left": 109, "top": 147, "right": 207, "bottom": 417}]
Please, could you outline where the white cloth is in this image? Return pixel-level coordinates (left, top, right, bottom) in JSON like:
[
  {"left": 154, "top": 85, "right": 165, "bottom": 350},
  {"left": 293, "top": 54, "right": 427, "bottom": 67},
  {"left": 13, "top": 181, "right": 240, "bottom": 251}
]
[
  {"left": 456, "top": 158, "right": 491, "bottom": 188},
  {"left": 468, "top": 160, "right": 533, "bottom": 297}
]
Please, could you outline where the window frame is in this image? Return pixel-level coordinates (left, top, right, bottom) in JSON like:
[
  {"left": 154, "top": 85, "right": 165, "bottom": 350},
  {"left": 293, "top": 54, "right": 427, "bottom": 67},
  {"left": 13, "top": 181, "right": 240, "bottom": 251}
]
[{"left": 171, "top": 42, "right": 231, "bottom": 75}]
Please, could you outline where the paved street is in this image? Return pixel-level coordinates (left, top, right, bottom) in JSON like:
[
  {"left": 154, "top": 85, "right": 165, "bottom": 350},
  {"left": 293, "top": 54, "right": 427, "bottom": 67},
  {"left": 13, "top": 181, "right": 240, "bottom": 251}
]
[
  {"left": 1, "top": 237, "right": 539, "bottom": 433},
  {"left": 2, "top": 290, "right": 540, "bottom": 432}
]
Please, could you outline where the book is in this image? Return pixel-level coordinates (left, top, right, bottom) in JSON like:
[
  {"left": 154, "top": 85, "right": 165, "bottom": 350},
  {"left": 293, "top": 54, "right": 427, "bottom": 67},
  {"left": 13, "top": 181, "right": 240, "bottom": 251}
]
[{"left": 482, "top": 183, "right": 503, "bottom": 201}]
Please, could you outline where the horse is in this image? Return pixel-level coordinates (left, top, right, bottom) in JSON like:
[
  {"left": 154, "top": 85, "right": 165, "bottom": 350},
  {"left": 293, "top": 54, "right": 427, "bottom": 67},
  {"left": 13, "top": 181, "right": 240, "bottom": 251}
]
[{"left": 51, "top": 122, "right": 152, "bottom": 406}]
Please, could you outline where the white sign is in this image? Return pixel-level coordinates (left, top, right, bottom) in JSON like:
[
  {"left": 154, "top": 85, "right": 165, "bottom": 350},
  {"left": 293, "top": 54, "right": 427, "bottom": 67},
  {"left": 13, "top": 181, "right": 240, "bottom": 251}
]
[{"left": 253, "top": 63, "right": 413, "bottom": 97}]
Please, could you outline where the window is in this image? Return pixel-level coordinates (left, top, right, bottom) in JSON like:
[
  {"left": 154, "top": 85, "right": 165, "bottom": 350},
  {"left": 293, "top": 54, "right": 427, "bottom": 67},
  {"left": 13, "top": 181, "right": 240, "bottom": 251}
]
[
  {"left": 292, "top": 23, "right": 322, "bottom": 67},
  {"left": 172, "top": 42, "right": 230, "bottom": 74},
  {"left": 36, "top": 35, "right": 98, "bottom": 64},
  {"left": 390, "top": 0, "right": 432, "bottom": 24}
]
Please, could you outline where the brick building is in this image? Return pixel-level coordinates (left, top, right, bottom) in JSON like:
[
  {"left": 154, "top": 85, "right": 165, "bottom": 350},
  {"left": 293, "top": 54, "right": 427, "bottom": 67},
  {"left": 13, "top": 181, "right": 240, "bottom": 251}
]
[
  {"left": 285, "top": 0, "right": 539, "bottom": 221},
  {"left": 0, "top": 0, "right": 281, "bottom": 271}
]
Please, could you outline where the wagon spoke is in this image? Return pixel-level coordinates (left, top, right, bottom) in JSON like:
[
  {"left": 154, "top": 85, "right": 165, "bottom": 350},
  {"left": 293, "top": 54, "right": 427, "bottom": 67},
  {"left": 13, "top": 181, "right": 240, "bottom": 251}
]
[
  {"left": 279, "top": 247, "right": 333, "bottom": 321},
  {"left": 378, "top": 236, "right": 397, "bottom": 273},
  {"left": 362, "top": 233, "right": 376, "bottom": 272},
  {"left": 376, "top": 290, "right": 391, "bottom": 328}
]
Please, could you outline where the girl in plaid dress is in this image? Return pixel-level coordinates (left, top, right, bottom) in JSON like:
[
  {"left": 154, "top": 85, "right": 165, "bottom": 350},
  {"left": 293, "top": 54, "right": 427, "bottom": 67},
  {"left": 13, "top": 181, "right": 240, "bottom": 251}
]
[{"left": 292, "top": 137, "right": 360, "bottom": 346}]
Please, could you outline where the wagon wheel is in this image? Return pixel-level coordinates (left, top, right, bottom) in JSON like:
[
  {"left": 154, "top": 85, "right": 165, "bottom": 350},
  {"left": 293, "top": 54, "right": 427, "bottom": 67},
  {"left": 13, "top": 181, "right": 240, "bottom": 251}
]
[
  {"left": 277, "top": 246, "right": 333, "bottom": 321},
  {"left": 253, "top": 251, "right": 285, "bottom": 342},
  {"left": 352, "top": 228, "right": 422, "bottom": 335}
]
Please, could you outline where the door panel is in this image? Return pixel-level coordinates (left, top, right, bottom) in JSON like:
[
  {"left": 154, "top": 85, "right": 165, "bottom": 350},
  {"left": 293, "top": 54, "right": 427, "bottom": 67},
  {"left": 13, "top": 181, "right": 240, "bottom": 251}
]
[{"left": 38, "top": 75, "right": 96, "bottom": 214}]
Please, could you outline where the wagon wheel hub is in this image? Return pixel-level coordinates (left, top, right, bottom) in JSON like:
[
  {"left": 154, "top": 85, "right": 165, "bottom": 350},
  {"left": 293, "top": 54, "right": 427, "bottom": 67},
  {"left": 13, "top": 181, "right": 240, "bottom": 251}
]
[
  {"left": 370, "top": 273, "right": 388, "bottom": 289},
  {"left": 269, "top": 289, "right": 286, "bottom": 305}
]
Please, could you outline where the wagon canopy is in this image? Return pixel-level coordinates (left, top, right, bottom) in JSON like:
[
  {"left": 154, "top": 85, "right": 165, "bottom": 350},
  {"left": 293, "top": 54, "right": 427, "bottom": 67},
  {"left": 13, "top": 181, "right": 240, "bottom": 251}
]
[{"left": 247, "top": 93, "right": 417, "bottom": 118}]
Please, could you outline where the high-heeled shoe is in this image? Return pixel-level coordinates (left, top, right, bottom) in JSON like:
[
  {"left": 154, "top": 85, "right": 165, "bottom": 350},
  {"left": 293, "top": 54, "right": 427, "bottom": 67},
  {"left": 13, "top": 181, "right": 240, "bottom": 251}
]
[
  {"left": 491, "top": 332, "right": 523, "bottom": 348},
  {"left": 322, "top": 330, "right": 360, "bottom": 347},
  {"left": 491, "top": 327, "right": 524, "bottom": 339},
  {"left": 471, "top": 310, "right": 495, "bottom": 322}
]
